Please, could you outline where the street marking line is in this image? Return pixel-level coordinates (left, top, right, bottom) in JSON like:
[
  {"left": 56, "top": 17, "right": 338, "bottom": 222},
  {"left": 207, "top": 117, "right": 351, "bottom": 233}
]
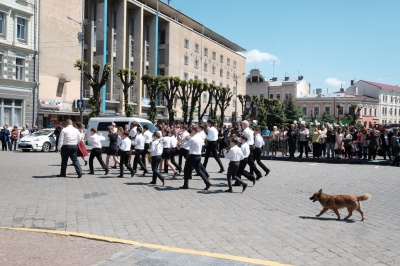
[{"left": 0, "top": 227, "right": 292, "bottom": 266}]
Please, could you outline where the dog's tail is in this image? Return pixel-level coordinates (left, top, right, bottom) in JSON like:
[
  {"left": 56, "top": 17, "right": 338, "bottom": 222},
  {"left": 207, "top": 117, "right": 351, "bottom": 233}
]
[{"left": 358, "top": 194, "right": 371, "bottom": 201}]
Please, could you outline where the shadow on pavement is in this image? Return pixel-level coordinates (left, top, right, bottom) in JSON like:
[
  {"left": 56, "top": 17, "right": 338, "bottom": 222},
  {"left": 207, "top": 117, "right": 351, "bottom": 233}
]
[
  {"left": 299, "top": 216, "right": 355, "bottom": 223},
  {"left": 154, "top": 186, "right": 180, "bottom": 191},
  {"left": 198, "top": 190, "right": 225, "bottom": 194}
]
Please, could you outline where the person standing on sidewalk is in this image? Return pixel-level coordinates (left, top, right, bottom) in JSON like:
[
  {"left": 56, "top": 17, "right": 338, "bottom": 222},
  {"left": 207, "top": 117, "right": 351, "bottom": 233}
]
[
  {"left": 57, "top": 119, "right": 82, "bottom": 178},
  {"left": 180, "top": 125, "right": 211, "bottom": 190},
  {"left": 223, "top": 137, "right": 248, "bottom": 193},
  {"left": 298, "top": 124, "right": 309, "bottom": 158},
  {"left": 203, "top": 119, "right": 225, "bottom": 173},
  {"left": 148, "top": 131, "right": 165, "bottom": 186},
  {"left": 10, "top": 126, "right": 19, "bottom": 151},
  {"left": 261, "top": 125, "right": 270, "bottom": 156},
  {"left": 118, "top": 131, "right": 135, "bottom": 178},
  {"left": 325, "top": 126, "right": 336, "bottom": 159},
  {"left": 287, "top": 124, "right": 296, "bottom": 158},
  {"left": 87, "top": 128, "right": 108, "bottom": 175}
]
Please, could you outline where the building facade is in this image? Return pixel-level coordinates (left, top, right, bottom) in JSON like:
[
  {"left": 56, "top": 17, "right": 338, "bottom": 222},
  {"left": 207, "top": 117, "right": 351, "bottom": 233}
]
[
  {"left": 0, "top": 0, "right": 38, "bottom": 128},
  {"left": 346, "top": 80, "right": 400, "bottom": 124}
]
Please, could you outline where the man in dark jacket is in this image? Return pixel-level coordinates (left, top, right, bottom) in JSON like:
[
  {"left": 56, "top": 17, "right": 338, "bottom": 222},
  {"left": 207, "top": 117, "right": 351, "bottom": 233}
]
[{"left": 380, "top": 129, "right": 392, "bottom": 160}]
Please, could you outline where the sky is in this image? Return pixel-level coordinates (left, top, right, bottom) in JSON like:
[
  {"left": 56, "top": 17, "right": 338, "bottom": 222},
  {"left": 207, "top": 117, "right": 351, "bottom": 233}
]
[{"left": 160, "top": 0, "right": 400, "bottom": 93}]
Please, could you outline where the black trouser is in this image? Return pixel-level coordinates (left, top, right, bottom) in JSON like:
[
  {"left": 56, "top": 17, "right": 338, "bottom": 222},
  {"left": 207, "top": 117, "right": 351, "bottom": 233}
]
[
  {"left": 312, "top": 143, "right": 320, "bottom": 158},
  {"left": 320, "top": 142, "right": 326, "bottom": 156},
  {"left": 391, "top": 148, "right": 400, "bottom": 166},
  {"left": 248, "top": 146, "right": 261, "bottom": 178},
  {"left": 151, "top": 155, "right": 164, "bottom": 183},
  {"left": 227, "top": 161, "right": 245, "bottom": 190},
  {"left": 203, "top": 141, "right": 224, "bottom": 170},
  {"left": 235, "top": 158, "right": 255, "bottom": 182},
  {"left": 143, "top": 143, "right": 150, "bottom": 166},
  {"left": 253, "top": 147, "right": 269, "bottom": 173},
  {"left": 60, "top": 145, "right": 81, "bottom": 176},
  {"left": 11, "top": 138, "right": 17, "bottom": 151},
  {"left": 299, "top": 140, "right": 309, "bottom": 157},
  {"left": 170, "top": 148, "right": 180, "bottom": 170},
  {"left": 133, "top": 149, "right": 147, "bottom": 172},
  {"left": 288, "top": 139, "right": 296, "bottom": 157},
  {"left": 382, "top": 146, "right": 392, "bottom": 160},
  {"left": 1, "top": 140, "right": 8, "bottom": 151},
  {"left": 368, "top": 147, "right": 377, "bottom": 160},
  {"left": 183, "top": 154, "right": 210, "bottom": 187},
  {"left": 120, "top": 150, "right": 134, "bottom": 176},
  {"left": 89, "top": 148, "right": 106, "bottom": 172},
  {"left": 178, "top": 148, "right": 189, "bottom": 169}
]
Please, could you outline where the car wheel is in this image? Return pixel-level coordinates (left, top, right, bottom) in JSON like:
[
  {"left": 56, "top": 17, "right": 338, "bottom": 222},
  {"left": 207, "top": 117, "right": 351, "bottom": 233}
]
[{"left": 42, "top": 142, "right": 51, "bottom": 152}]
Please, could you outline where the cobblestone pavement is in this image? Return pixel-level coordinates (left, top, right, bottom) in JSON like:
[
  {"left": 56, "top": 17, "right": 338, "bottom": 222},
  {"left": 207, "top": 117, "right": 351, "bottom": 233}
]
[{"left": 0, "top": 150, "right": 399, "bottom": 265}]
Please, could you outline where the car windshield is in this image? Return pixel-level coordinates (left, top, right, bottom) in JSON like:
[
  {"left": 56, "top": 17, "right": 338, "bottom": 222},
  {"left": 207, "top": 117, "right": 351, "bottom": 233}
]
[
  {"left": 31, "top": 130, "right": 51, "bottom": 136},
  {"left": 140, "top": 122, "right": 157, "bottom": 133}
]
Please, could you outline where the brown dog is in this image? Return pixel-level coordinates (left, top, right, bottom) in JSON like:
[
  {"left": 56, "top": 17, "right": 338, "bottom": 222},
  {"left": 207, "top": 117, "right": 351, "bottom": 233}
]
[{"left": 309, "top": 189, "right": 371, "bottom": 221}]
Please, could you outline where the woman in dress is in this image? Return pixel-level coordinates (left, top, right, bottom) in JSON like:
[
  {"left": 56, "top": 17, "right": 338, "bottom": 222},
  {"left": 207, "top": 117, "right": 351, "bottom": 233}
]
[
  {"left": 159, "top": 129, "right": 178, "bottom": 177},
  {"left": 279, "top": 127, "right": 287, "bottom": 156},
  {"left": 311, "top": 126, "right": 321, "bottom": 158},
  {"left": 334, "top": 128, "right": 344, "bottom": 159},
  {"left": 75, "top": 122, "right": 88, "bottom": 166},
  {"left": 105, "top": 126, "right": 120, "bottom": 170}
]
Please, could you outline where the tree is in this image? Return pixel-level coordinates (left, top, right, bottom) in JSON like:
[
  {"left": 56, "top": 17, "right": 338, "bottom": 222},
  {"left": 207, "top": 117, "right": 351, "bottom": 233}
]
[
  {"left": 215, "top": 86, "right": 233, "bottom": 126},
  {"left": 116, "top": 68, "right": 136, "bottom": 117},
  {"left": 160, "top": 76, "right": 181, "bottom": 126},
  {"left": 283, "top": 95, "right": 302, "bottom": 124},
  {"left": 320, "top": 112, "right": 335, "bottom": 124},
  {"left": 141, "top": 74, "right": 165, "bottom": 123},
  {"left": 176, "top": 80, "right": 190, "bottom": 124},
  {"left": 349, "top": 103, "right": 362, "bottom": 125},
  {"left": 238, "top": 94, "right": 251, "bottom": 120},
  {"left": 189, "top": 80, "right": 208, "bottom": 124},
  {"left": 74, "top": 60, "right": 111, "bottom": 118},
  {"left": 198, "top": 83, "right": 214, "bottom": 123}
]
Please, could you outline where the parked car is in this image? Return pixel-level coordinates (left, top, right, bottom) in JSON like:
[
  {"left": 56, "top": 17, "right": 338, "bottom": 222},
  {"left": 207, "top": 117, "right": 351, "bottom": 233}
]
[{"left": 18, "top": 129, "right": 56, "bottom": 152}]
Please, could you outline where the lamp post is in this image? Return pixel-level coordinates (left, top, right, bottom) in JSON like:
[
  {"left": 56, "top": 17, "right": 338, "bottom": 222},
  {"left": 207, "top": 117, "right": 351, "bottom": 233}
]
[{"left": 234, "top": 72, "right": 246, "bottom": 125}]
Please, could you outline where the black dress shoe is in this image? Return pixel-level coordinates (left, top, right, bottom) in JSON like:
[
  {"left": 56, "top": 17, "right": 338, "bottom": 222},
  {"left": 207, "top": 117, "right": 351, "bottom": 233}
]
[
  {"left": 77, "top": 172, "right": 82, "bottom": 178},
  {"left": 117, "top": 175, "right": 124, "bottom": 178},
  {"left": 112, "top": 166, "right": 117, "bottom": 169},
  {"left": 88, "top": 172, "right": 94, "bottom": 175},
  {"left": 265, "top": 170, "right": 270, "bottom": 176},
  {"left": 180, "top": 185, "right": 189, "bottom": 189},
  {"left": 204, "top": 183, "right": 211, "bottom": 190},
  {"left": 252, "top": 179, "right": 256, "bottom": 186},
  {"left": 56, "top": 174, "right": 66, "bottom": 177},
  {"left": 131, "top": 171, "right": 135, "bottom": 178},
  {"left": 162, "top": 179, "right": 165, "bottom": 186},
  {"left": 105, "top": 168, "right": 109, "bottom": 175},
  {"left": 149, "top": 181, "right": 156, "bottom": 184},
  {"left": 225, "top": 189, "right": 233, "bottom": 193},
  {"left": 242, "top": 183, "right": 248, "bottom": 193},
  {"left": 233, "top": 183, "right": 241, "bottom": 187},
  {"left": 256, "top": 176, "right": 262, "bottom": 181},
  {"left": 85, "top": 161, "right": 88, "bottom": 166},
  {"left": 218, "top": 169, "right": 225, "bottom": 173}
]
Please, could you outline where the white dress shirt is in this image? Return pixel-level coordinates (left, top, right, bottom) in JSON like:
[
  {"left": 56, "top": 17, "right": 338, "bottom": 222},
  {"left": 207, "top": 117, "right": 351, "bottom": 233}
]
[
  {"left": 162, "top": 136, "right": 172, "bottom": 149},
  {"left": 120, "top": 137, "right": 131, "bottom": 151},
  {"left": 148, "top": 139, "right": 163, "bottom": 156},
  {"left": 135, "top": 134, "right": 145, "bottom": 150},
  {"left": 242, "top": 127, "right": 254, "bottom": 145},
  {"left": 129, "top": 126, "right": 137, "bottom": 145},
  {"left": 254, "top": 133, "right": 265, "bottom": 148},
  {"left": 180, "top": 131, "right": 190, "bottom": 150},
  {"left": 88, "top": 133, "right": 106, "bottom": 148},
  {"left": 181, "top": 133, "right": 204, "bottom": 155},
  {"left": 224, "top": 145, "right": 244, "bottom": 162},
  {"left": 143, "top": 130, "right": 153, "bottom": 144},
  {"left": 58, "top": 125, "right": 82, "bottom": 150},
  {"left": 241, "top": 142, "right": 250, "bottom": 158},
  {"left": 199, "top": 130, "right": 207, "bottom": 141},
  {"left": 206, "top": 126, "right": 219, "bottom": 141},
  {"left": 171, "top": 136, "right": 178, "bottom": 148}
]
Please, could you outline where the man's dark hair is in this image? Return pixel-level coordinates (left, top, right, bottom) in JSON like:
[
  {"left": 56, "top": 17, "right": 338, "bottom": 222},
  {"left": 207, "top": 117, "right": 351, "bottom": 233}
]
[{"left": 207, "top": 119, "right": 214, "bottom": 126}]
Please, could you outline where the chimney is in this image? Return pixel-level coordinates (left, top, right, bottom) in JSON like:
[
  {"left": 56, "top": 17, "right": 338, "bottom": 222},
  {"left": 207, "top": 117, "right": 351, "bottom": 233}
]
[
  {"left": 298, "top": 75, "right": 303, "bottom": 80},
  {"left": 284, "top": 76, "right": 289, "bottom": 81},
  {"left": 316, "top": 88, "right": 322, "bottom": 95},
  {"left": 340, "top": 88, "right": 344, "bottom": 93},
  {"left": 351, "top": 80, "right": 354, "bottom": 86}
]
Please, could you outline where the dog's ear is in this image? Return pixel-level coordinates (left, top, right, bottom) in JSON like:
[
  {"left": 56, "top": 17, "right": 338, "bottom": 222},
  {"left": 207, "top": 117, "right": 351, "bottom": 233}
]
[{"left": 318, "top": 189, "right": 322, "bottom": 193}]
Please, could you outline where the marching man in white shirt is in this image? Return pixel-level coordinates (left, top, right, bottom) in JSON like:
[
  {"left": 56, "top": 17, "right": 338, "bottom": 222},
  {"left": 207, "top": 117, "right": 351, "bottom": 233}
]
[
  {"left": 57, "top": 119, "right": 83, "bottom": 178},
  {"left": 203, "top": 119, "right": 225, "bottom": 173},
  {"left": 180, "top": 125, "right": 211, "bottom": 190},
  {"left": 142, "top": 124, "right": 153, "bottom": 168},
  {"left": 133, "top": 128, "right": 148, "bottom": 176},
  {"left": 224, "top": 137, "right": 248, "bottom": 193},
  {"left": 87, "top": 128, "right": 108, "bottom": 175},
  {"left": 148, "top": 131, "right": 165, "bottom": 186},
  {"left": 254, "top": 127, "right": 270, "bottom": 177},
  {"left": 118, "top": 132, "right": 135, "bottom": 178},
  {"left": 241, "top": 120, "right": 262, "bottom": 180}
]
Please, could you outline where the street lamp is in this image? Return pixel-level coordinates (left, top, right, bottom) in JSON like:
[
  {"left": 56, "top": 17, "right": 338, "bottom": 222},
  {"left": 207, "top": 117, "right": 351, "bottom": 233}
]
[{"left": 234, "top": 72, "right": 246, "bottom": 125}]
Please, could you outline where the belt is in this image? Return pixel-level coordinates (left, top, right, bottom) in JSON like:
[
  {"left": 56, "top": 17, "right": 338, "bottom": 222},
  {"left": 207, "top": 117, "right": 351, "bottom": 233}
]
[{"left": 189, "top": 154, "right": 201, "bottom": 156}]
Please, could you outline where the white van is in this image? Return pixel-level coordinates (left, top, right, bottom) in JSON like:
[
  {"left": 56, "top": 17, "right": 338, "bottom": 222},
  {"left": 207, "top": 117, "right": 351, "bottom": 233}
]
[{"left": 85, "top": 117, "right": 156, "bottom": 149}]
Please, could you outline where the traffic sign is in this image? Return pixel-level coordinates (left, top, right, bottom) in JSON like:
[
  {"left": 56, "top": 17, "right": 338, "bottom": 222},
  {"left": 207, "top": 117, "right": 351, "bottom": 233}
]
[{"left": 76, "top": 99, "right": 85, "bottom": 109}]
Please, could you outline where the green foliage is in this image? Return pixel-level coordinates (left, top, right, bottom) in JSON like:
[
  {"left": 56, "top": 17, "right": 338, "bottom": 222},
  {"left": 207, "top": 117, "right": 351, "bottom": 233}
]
[
  {"left": 116, "top": 68, "right": 137, "bottom": 117},
  {"left": 349, "top": 103, "right": 361, "bottom": 125},
  {"left": 283, "top": 95, "right": 302, "bottom": 124},
  {"left": 141, "top": 75, "right": 167, "bottom": 123},
  {"left": 160, "top": 76, "right": 181, "bottom": 126},
  {"left": 320, "top": 112, "right": 335, "bottom": 124},
  {"left": 215, "top": 86, "right": 233, "bottom": 126}
]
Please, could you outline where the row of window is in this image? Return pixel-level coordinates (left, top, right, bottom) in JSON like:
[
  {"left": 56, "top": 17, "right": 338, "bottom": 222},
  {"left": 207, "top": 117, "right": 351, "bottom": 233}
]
[
  {"left": 301, "top": 106, "right": 379, "bottom": 117},
  {"left": 0, "top": 12, "right": 27, "bottom": 41},
  {"left": 382, "top": 95, "right": 400, "bottom": 104},
  {"left": 0, "top": 55, "right": 26, "bottom": 80},
  {"left": 382, "top": 107, "right": 400, "bottom": 116},
  {"left": 184, "top": 39, "right": 236, "bottom": 68},
  {"left": 183, "top": 56, "right": 236, "bottom": 78},
  {"left": 267, "top": 93, "right": 293, "bottom": 101}
]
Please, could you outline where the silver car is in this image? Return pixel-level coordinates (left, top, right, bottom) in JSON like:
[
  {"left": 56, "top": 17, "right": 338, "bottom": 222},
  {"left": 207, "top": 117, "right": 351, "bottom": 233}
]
[{"left": 18, "top": 129, "right": 56, "bottom": 152}]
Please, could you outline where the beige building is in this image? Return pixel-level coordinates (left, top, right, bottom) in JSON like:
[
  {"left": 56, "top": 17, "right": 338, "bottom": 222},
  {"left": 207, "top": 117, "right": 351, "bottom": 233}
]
[{"left": 37, "top": 0, "right": 246, "bottom": 126}]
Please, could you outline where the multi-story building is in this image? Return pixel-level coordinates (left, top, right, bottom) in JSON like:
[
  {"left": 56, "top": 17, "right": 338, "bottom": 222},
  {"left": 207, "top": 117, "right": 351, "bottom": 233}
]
[
  {"left": 37, "top": 0, "right": 246, "bottom": 126},
  {"left": 346, "top": 80, "right": 400, "bottom": 124},
  {"left": 0, "top": 0, "right": 38, "bottom": 127}
]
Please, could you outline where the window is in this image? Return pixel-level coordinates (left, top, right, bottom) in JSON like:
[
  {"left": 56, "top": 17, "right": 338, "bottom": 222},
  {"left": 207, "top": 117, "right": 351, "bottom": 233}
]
[
  {"left": 302, "top": 107, "right": 307, "bottom": 115},
  {"left": 220, "top": 55, "right": 224, "bottom": 63},
  {"left": 194, "top": 59, "right": 199, "bottom": 69},
  {"left": 146, "top": 44, "right": 150, "bottom": 61},
  {"left": 324, "top": 106, "right": 330, "bottom": 114},
  {"left": 338, "top": 106, "right": 344, "bottom": 115},
  {"left": 276, "top": 93, "right": 281, "bottom": 100},
  {"left": 285, "top": 93, "right": 291, "bottom": 101},
  {"left": 260, "top": 94, "right": 264, "bottom": 98},
  {"left": 93, "top": 27, "right": 97, "bottom": 47},
  {"left": 113, "top": 33, "right": 117, "bottom": 52},
  {"left": 204, "top": 62, "right": 208, "bottom": 72},
  {"left": 269, "top": 94, "right": 273, "bottom": 99},
  {"left": 184, "top": 72, "right": 188, "bottom": 81},
  {"left": 212, "top": 80, "right": 215, "bottom": 85},
  {"left": 184, "top": 39, "right": 189, "bottom": 48},
  {"left": 0, "top": 54, "right": 3, "bottom": 77},
  {"left": 212, "top": 66, "right": 216, "bottom": 74},
  {"left": 204, "top": 48, "right": 208, "bottom": 57},
  {"left": 130, "top": 19, "right": 134, "bottom": 36},
  {"left": 369, "top": 108, "right": 372, "bottom": 116},
  {"left": 194, "top": 75, "right": 198, "bottom": 80},
  {"left": 0, "top": 12, "right": 4, "bottom": 36},
  {"left": 0, "top": 99, "right": 23, "bottom": 127},
  {"left": 227, "top": 71, "right": 230, "bottom": 79},
  {"left": 313, "top": 106, "right": 319, "bottom": 116},
  {"left": 227, "top": 58, "right": 230, "bottom": 66},
  {"left": 195, "top": 43, "right": 199, "bottom": 53},
  {"left": 364, "top": 108, "right": 367, "bottom": 115},
  {"left": 233, "top": 86, "right": 237, "bottom": 94},
  {"left": 220, "top": 68, "right": 223, "bottom": 77},
  {"left": 395, "top": 109, "right": 397, "bottom": 116},
  {"left": 212, "top": 51, "right": 216, "bottom": 60},
  {"left": 130, "top": 39, "right": 134, "bottom": 58},
  {"left": 203, "top": 78, "right": 207, "bottom": 83},
  {"left": 17, "top": 17, "right": 26, "bottom": 40},
  {"left": 233, "top": 61, "right": 236, "bottom": 68},
  {"left": 159, "top": 30, "right": 165, "bottom": 44},
  {"left": 16, "top": 58, "right": 25, "bottom": 80},
  {"left": 389, "top": 108, "right": 392, "bottom": 115},
  {"left": 184, "top": 55, "right": 188, "bottom": 65},
  {"left": 158, "top": 49, "right": 165, "bottom": 64}
]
